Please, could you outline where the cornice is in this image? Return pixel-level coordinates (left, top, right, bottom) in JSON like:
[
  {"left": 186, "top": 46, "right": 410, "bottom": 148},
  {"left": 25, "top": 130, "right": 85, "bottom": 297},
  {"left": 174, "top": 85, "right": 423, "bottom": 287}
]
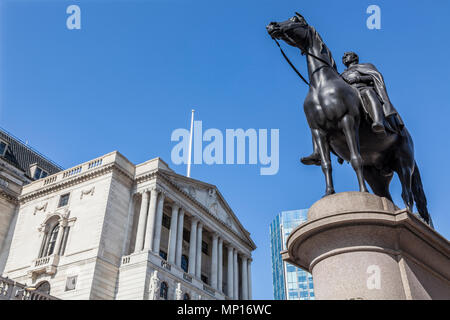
[
  {"left": 156, "top": 171, "right": 256, "bottom": 251},
  {"left": 0, "top": 188, "right": 19, "bottom": 204},
  {"left": 19, "top": 163, "right": 133, "bottom": 204}
]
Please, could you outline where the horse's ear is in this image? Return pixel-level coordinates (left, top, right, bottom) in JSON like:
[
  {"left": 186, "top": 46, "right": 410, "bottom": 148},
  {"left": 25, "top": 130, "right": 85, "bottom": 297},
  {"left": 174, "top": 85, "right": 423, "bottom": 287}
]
[{"left": 295, "top": 12, "right": 308, "bottom": 25}]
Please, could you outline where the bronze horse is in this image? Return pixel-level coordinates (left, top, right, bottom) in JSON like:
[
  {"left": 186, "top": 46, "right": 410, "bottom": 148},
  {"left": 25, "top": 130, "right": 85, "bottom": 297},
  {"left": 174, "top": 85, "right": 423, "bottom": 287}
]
[{"left": 266, "top": 13, "right": 432, "bottom": 226}]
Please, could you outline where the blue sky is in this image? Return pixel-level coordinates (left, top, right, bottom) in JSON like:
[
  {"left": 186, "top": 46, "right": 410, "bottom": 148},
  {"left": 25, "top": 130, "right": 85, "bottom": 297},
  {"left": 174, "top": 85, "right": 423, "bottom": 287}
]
[{"left": 1, "top": 0, "right": 449, "bottom": 299}]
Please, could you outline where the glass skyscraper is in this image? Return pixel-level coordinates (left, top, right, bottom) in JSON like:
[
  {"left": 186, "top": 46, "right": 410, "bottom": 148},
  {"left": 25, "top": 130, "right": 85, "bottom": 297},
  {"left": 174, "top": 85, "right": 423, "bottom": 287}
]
[{"left": 270, "top": 209, "right": 315, "bottom": 300}]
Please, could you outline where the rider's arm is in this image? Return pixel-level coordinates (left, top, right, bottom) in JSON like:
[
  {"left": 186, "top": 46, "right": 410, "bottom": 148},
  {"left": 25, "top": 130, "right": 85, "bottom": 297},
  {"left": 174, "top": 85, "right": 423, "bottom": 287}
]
[{"left": 358, "top": 75, "right": 373, "bottom": 85}]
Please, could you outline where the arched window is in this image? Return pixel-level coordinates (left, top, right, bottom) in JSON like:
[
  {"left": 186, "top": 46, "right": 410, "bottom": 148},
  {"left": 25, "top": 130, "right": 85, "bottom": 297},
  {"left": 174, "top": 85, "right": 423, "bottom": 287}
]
[
  {"left": 35, "top": 281, "right": 51, "bottom": 295},
  {"left": 160, "top": 282, "right": 168, "bottom": 300},
  {"left": 38, "top": 215, "right": 71, "bottom": 259},
  {"left": 46, "top": 224, "right": 59, "bottom": 256},
  {"left": 181, "top": 255, "right": 189, "bottom": 273},
  {"left": 183, "top": 293, "right": 190, "bottom": 300}
]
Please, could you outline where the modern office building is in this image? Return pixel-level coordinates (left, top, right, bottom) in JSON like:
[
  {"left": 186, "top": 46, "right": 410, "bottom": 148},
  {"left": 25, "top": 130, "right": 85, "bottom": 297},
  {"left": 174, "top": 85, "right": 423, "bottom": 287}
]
[
  {"left": 270, "top": 209, "right": 314, "bottom": 300},
  {"left": 1, "top": 130, "right": 256, "bottom": 300}
]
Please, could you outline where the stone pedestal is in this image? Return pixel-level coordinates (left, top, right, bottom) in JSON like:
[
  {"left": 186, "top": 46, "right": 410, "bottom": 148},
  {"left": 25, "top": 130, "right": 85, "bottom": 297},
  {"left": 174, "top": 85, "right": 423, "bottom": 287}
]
[{"left": 282, "top": 192, "right": 450, "bottom": 300}]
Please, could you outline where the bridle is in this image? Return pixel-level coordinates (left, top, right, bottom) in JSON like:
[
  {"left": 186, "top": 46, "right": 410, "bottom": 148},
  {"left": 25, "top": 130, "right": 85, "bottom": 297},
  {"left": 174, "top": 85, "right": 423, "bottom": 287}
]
[{"left": 271, "top": 26, "right": 333, "bottom": 87}]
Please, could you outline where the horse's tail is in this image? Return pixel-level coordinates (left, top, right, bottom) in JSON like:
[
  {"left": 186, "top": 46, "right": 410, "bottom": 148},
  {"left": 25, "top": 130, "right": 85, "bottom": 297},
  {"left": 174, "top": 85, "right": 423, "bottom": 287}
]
[{"left": 412, "top": 161, "right": 433, "bottom": 228}]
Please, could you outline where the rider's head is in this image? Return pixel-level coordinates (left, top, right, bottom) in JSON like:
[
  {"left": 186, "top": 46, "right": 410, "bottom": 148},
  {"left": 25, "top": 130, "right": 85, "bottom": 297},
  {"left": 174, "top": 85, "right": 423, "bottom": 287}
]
[{"left": 342, "top": 52, "right": 359, "bottom": 67}]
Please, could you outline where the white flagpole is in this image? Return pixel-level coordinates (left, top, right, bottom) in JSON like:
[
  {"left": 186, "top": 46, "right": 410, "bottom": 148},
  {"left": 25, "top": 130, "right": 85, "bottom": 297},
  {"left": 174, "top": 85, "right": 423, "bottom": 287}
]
[{"left": 187, "top": 109, "right": 195, "bottom": 177}]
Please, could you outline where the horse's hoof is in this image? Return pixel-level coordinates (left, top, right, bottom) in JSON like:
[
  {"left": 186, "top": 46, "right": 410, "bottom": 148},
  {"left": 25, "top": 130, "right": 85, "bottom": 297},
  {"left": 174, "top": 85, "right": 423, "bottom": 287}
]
[{"left": 323, "top": 189, "right": 335, "bottom": 197}]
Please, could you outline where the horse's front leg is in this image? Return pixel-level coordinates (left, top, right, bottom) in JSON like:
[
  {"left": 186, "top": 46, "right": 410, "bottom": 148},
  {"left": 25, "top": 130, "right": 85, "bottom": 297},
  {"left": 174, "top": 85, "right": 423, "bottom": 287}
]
[
  {"left": 311, "top": 128, "right": 335, "bottom": 196},
  {"left": 340, "top": 115, "right": 368, "bottom": 192}
]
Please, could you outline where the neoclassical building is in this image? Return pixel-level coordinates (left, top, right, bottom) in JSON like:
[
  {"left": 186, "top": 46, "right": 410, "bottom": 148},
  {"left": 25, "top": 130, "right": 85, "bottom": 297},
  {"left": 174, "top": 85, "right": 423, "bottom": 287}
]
[
  {"left": 2, "top": 150, "right": 256, "bottom": 300},
  {"left": 0, "top": 129, "right": 62, "bottom": 274}
]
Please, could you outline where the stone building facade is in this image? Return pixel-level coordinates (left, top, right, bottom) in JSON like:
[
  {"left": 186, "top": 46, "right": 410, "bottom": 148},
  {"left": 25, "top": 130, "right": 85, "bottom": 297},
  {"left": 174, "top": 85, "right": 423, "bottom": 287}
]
[
  {"left": 0, "top": 129, "right": 62, "bottom": 273},
  {"left": 2, "top": 150, "right": 256, "bottom": 300}
]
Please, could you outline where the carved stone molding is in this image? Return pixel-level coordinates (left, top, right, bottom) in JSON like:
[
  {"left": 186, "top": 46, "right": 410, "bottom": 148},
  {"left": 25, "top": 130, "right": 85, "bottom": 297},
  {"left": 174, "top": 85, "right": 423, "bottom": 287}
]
[
  {"left": 34, "top": 202, "right": 48, "bottom": 215},
  {"left": 80, "top": 186, "right": 95, "bottom": 200}
]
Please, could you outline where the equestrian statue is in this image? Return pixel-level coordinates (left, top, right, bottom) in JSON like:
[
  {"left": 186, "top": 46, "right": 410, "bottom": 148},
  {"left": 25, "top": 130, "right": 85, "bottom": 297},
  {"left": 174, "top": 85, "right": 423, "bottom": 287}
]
[{"left": 266, "top": 13, "right": 432, "bottom": 226}]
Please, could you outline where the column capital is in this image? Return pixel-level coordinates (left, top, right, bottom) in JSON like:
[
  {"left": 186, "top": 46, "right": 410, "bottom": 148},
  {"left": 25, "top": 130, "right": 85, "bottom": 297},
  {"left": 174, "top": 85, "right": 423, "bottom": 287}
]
[
  {"left": 172, "top": 202, "right": 181, "bottom": 210},
  {"left": 212, "top": 232, "right": 219, "bottom": 240},
  {"left": 190, "top": 215, "right": 199, "bottom": 223},
  {"left": 138, "top": 189, "right": 148, "bottom": 195}
]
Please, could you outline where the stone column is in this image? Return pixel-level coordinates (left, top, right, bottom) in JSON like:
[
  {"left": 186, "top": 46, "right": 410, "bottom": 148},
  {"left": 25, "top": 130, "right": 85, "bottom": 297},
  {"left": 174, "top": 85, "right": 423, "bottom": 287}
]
[
  {"left": 175, "top": 208, "right": 185, "bottom": 267},
  {"left": 218, "top": 238, "right": 223, "bottom": 292},
  {"left": 54, "top": 221, "right": 66, "bottom": 255},
  {"left": 188, "top": 217, "right": 198, "bottom": 275},
  {"left": 227, "top": 245, "right": 234, "bottom": 298},
  {"left": 195, "top": 223, "right": 203, "bottom": 278},
  {"left": 233, "top": 249, "right": 238, "bottom": 299},
  {"left": 210, "top": 233, "right": 219, "bottom": 289},
  {"left": 168, "top": 203, "right": 180, "bottom": 264},
  {"left": 134, "top": 190, "right": 149, "bottom": 253},
  {"left": 152, "top": 192, "right": 165, "bottom": 253},
  {"left": 122, "top": 193, "right": 136, "bottom": 256},
  {"left": 144, "top": 188, "right": 159, "bottom": 251},
  {"left": 247, "top": 259, "right": 252, "bottom": 299},
  {"left": 241, "top": 256, "right": 248, "bottom": 300}
]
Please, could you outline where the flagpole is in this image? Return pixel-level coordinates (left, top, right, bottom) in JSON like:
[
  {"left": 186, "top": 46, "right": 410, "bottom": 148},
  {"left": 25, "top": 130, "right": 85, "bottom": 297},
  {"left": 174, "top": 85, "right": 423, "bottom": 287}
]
[{"left": 187, "top": 109, "right": 195, "bottom": 177}]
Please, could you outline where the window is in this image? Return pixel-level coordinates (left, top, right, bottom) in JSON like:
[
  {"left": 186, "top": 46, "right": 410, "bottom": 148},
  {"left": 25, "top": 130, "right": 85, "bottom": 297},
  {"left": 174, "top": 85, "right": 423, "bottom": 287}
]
[
  {"left": 183, "top": 228, "right": 190, "bottom": 243},
  {"left": 159, "top": 250, "right": 167, "bottom": 260},
  {"left": 58, "top": 193, "right": 70, "bottom": 207},
  {"left": 160, "top": 282, "right": 168, "bottom": 300},
  {"left": 46, "top": 224, "right": 59, "bottom": 256},
  {"left": 59, "top": 227, "right": 70, "bottom": 255},
  {"left": 39, "top": 217, "right": 69, "bottom": 258},
  {"left": 202, "top": 241, "right": 209, "bottom": 255},
  {"left": 183, "top": 293, "right": 190, "bottom": 300},
  {"left": 181, "top": 255, "right": 189, "bottom": 273},
  {"left": 201, "top": 274, "right": 208, "bottom": 284},
  {"left": 0, "top": 141, "right": 7, "bottom": 156},
  {"left": 162, "top": 214, "right": 171, "bottom": 229},
  {"left": 65, "top": 276, "right": 77, "bottom": 291},
  {"left": 33, "top": 166, "right": 49, "bottom": 180}
]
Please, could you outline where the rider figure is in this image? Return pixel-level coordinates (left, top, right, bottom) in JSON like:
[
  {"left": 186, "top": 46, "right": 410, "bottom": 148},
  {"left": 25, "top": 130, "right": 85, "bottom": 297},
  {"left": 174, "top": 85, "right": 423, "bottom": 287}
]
[{"left": 301, "top": 51, "right": 404, "bottom": 166}]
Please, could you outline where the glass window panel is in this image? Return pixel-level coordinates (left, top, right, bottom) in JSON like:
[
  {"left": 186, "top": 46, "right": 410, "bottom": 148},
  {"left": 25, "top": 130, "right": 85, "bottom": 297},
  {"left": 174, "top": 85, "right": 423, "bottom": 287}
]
[{"left": 0, "top": 142, "right": 6, "bottom": 155}]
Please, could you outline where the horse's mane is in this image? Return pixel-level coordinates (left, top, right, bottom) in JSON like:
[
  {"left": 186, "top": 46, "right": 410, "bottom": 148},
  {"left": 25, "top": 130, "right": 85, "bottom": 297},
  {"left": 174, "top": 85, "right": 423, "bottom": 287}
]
[{"left": 308, "top": 26, "right": 338, "bottom": 72}]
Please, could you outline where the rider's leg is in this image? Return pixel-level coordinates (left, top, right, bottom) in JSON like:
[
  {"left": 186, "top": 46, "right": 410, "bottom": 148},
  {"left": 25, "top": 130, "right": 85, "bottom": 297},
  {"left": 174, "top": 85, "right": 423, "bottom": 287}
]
[
  {"left": 361, "top": 89, "right": 386, "bottom": 134},
  {"left": 301, "top": 136, "right": 321, "bottom": 166}
]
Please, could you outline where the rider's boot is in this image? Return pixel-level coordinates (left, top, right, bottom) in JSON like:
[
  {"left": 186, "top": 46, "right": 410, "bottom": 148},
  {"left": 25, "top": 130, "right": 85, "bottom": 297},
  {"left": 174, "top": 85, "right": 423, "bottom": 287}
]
[
  {"left": 301, "top": 152, "right": 321, "bottom": 166},
  {"left": 372, "top": 122, "right": 386, "bottom": 135},
  {"left": 365, "top": 89, "right": 387, "bottom": 135}
]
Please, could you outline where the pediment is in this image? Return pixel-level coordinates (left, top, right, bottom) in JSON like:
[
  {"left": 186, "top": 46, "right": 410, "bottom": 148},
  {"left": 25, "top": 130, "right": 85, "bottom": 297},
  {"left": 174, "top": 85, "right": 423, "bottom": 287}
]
[{"left": 160, "top": 171, "right": 253, "bottom": 246}]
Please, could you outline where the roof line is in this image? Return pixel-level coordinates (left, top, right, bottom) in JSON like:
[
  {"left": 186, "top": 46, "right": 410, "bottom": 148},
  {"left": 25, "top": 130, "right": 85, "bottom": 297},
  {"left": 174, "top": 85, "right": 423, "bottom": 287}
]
[{"left": 0, "top": 127, "right": 64, "bottom": 170}]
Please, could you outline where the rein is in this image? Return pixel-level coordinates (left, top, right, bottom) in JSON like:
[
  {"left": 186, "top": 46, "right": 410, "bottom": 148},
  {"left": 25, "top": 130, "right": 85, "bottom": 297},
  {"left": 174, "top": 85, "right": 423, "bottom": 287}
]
[{"left": 272, "top": 37, "right": 333, "bottom": 87}]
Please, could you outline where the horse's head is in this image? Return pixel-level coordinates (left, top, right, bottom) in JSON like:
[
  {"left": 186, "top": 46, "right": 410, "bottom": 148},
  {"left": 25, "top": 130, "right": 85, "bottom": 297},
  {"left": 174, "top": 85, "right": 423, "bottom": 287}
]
[{"left": 266, "top": 13, "right": 310, "bottom": 49}]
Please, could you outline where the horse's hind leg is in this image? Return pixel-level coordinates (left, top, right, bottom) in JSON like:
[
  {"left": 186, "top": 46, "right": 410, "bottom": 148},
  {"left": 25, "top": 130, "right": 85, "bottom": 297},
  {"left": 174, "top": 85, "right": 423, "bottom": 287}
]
[
  {"left": 311, "top": 128, "right": 335, "bottom": 196},
  {"left": 340, "top": 115, "right": 368, "bottom": 192},
  {"left": 363, "top": 166, "right": 393, "bottom": 201}
]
